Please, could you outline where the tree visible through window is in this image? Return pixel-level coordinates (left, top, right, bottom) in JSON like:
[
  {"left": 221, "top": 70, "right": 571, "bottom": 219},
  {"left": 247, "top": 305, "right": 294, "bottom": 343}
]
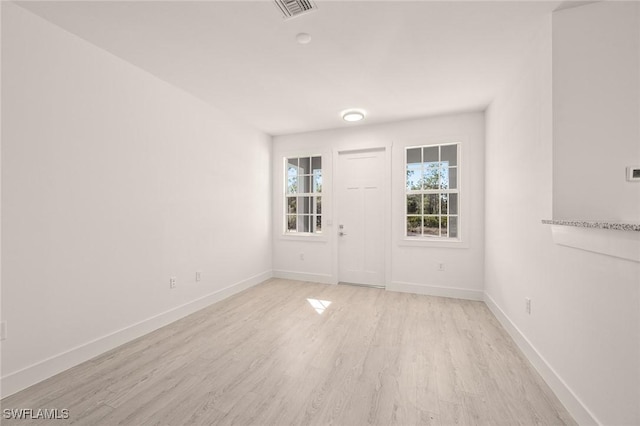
[
  {"left": 285, "top": 156, "right": 322, "bottom": 234},
  {"left": 405, "top": 144, "right": 459, "bottom": 238}
]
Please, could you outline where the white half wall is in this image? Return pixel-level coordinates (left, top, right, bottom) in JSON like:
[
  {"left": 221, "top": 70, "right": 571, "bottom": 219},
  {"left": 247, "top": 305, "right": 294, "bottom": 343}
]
[
  {"left": 553, "top": 2, "right": 640, "bottom": 222},
  {"left": 272, "top": 112, "right": 485, "bottom": 299},
  {"left": 485, "top": 10, "right": 640, "bottom": 426},
  {"left": 1, "top": 3, "right": 272, "bottom": 397}
]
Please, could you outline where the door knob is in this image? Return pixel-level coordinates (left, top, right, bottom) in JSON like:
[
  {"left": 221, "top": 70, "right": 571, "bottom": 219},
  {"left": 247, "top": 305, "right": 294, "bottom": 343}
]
[{"left": 339, "top": 231, "right": 347, "bottom": 236}]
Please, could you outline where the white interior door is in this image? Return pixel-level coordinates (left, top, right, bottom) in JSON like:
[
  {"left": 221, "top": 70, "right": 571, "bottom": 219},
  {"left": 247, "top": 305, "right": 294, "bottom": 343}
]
[{"left": 336, "top": 149, "right": 386, "bottom": 287}]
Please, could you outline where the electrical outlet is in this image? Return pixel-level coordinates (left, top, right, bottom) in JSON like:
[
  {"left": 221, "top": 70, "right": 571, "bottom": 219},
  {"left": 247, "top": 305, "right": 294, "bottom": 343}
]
[
  {"left": 170, "top": 277, "right": 176, "bottom": 289},
  {"left": 1, "top": 321, "right": 6, "bottom": 341},
  {"left": 196, "top": 271, "right": 202, "bottom": 282},
  {"left": 525, "top": 298, "right": 531, "bottom": 315},
  {"left": 437, "top": 262, "right": 445, "bottom": 271}
]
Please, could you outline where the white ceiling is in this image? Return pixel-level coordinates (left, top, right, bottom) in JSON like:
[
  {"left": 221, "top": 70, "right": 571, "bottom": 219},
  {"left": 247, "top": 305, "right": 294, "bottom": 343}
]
[{"left": 16, "top": 1, "right": 561, "bottom": 135}]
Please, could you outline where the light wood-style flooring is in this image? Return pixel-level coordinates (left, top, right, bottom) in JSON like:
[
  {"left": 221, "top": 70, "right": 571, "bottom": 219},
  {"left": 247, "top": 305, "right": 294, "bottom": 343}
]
[{"left": 1, "top": 279, "right": 575, "bottom": 425}]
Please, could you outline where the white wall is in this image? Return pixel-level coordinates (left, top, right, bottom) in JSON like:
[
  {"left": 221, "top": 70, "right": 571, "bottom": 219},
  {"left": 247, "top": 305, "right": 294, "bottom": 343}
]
[
  {"left": 553, "top": 2, "right": 640, "bottom": 222},
  {"left": 272, "top": 112, "right": 485, "bottom": 300},
  {"left": 485, "top": 10, "right": 640, "bottom": 426},
  {"left": 1, "top": 3, "right": 272, "bottom": 396}
]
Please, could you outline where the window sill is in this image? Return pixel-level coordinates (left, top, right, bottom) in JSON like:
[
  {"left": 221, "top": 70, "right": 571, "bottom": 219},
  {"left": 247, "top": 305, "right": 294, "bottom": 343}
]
[
  {"left": 397, "top": 237, "right": 469, "bottom": 249},
  {"left": 279, "top": 233, "right": 328, "bottom": 243}
]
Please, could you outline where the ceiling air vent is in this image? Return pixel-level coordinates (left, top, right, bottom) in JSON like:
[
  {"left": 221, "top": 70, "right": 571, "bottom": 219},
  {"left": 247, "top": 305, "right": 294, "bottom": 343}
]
[{"left": 274, "top": 0, "right": 318, "bottom": 20}]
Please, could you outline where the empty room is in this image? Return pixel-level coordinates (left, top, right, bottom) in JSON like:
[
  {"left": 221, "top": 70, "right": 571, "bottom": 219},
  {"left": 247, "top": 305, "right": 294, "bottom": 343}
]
[{"left": 1, "top": 0, "right": 639, "bottom": 425}]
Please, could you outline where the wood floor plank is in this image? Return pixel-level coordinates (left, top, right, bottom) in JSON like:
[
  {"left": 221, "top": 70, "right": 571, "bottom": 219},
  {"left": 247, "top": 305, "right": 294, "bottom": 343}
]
[
  {"left": 1, "top": 279, "right": 576, "bottom": 425},
  {"left": 438, "top": 399, "right": 468, "bottom": 425}
]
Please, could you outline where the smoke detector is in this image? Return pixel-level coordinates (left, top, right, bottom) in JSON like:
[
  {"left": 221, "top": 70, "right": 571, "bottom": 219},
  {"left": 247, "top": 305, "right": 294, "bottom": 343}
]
[{"left": 274, "top": 0, "right": 318, "bottom": 20}]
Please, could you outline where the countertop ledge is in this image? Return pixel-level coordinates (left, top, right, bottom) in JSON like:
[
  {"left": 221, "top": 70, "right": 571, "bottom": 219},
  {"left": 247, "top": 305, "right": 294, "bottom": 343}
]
[{"left": 542, "top": 219, "right": 640, "bottom": 232}]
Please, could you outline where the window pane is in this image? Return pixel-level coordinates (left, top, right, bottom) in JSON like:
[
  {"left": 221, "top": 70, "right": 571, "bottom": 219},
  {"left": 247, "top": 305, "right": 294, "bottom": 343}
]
[
  {"left": 424, "top": 163, "right": 440, "bottom": 190},
  {"left": 287, "top": 215, "right": 296, "bottom": 232},
  {"left": 441, "top": 216, "right": 449, "bottom": 238},
  {"left": 285, "top": 156, "right": 323, "bottom": 234},
  {"left": 313, "top": 170, "right": 322, "bottom": 193},
  {"left": 449, "top": 193, "right": 458, "bottom": 215},
  {"left": 299, "top": 157, "right": 311, "bottom": 174},
  {"left": 402, "top": 143, "right": 459, "bottom": 240},
  {"left": 407, "top": 164, "right": 423, "bottom": 190},
  {"left": 449, "top": 167, "right": 457, "bottom": 189},
  {"left": 298, "top": 175, "right": 311, "bottom": 193},
  {"left": 441, "top": 144, "right": 457, "bottom": 167},
  {"left": 440, "top": 194, "right": 448, "bottom": 215},
  {"left": 407, "top": 216, "right": 422, "bottom": 236},
  {"left": 407, "top": 195, "right": 421, "bottom": 214},
  {"left": 407, "top": 148, "right": 421, "bottom": 164},
  {"left": 287, "top": 158, "right": 298, "bottom": 171},
  {"left": 298, "top": 196, "right": 310, "bottom": 214},
  {"left": 298, "top": 215, "right": 311, "bottom": 233},
  {"left": 287, "top": 197, "right": 297, "bottom": 214},
  {"left": 423, "top": 146, "right": 439, "bottom": 163},
  {"left": 424, "top": 216, "right": 439, "bottom": 236},
  {"left": 287, "top": 175, "right": 298, "bottom": 194},
  {"left": 424, "top": 194, "right": 439, "bottom": 215},
  {"left": 449, "top": 216, "right": 458, "bottom": 238},
  {"left": 287, "top": 165, "right": 298, "bottom": 179},
  {"left": 440, "top": 164, "right": 450, "bottom": 189}
]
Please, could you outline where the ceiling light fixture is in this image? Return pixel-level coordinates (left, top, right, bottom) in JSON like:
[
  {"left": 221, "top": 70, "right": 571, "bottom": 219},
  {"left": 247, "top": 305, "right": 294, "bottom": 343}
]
[{"left": 342, "top": 110, "right": 365, "bottom": 122}]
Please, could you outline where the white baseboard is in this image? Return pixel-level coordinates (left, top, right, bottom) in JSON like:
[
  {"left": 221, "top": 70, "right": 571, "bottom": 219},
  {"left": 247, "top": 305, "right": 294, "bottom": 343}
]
[
  {"left": 272, "top": 270, "right": 335, "bottom": 285},
  {"left": 388, "top": 281, "right": 483, "bottom": 301},
  {"left": 483, "top": 293, "right": 599, "bottom": 426},
  {"left": 0, "top": 270, "right": 273, "bottom": 399}
]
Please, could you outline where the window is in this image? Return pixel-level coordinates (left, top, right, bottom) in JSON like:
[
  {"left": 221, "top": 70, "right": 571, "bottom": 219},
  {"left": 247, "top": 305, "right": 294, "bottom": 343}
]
[
  {"left": 405, "top": 143, "right": 459, "bottom": 239},
  {"left": 285, "top": 156, "right": 322, "bottom": 234}
]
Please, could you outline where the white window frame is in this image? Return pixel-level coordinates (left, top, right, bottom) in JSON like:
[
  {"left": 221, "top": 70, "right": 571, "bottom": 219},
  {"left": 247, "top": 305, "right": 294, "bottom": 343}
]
[
  {"left": 404, "top": 142, "right": 461, "bottom": 242},
  {"left": 284, "top": 155, "right": 323, "bottom": 236}
]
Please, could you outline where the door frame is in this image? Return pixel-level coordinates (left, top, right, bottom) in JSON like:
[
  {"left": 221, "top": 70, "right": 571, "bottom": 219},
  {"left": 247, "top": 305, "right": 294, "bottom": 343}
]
[{"left": 331, "top": 144, "right": 393, "bottom": 288}]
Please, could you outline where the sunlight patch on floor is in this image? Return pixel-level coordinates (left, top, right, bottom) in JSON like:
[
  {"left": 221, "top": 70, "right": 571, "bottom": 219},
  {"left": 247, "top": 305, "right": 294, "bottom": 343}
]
[{"left": 307, "top": 298, "right": 332, "bottom": 314}]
